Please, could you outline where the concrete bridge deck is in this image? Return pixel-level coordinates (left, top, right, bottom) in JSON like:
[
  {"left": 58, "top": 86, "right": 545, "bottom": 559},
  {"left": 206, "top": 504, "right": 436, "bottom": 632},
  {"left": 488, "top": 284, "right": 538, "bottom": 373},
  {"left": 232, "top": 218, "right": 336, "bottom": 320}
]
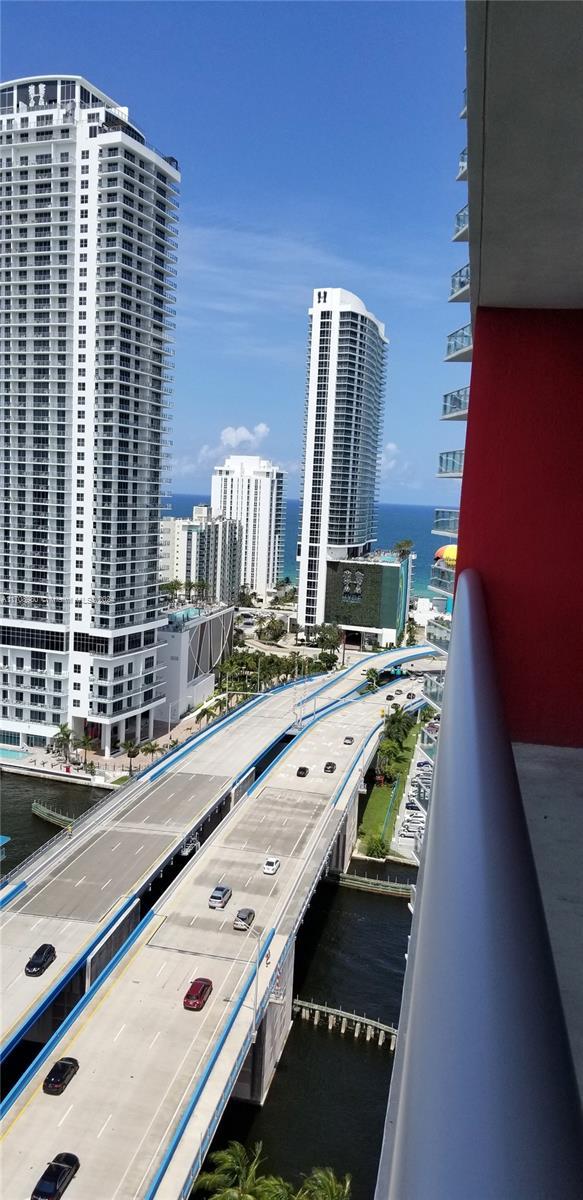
[
  {"left": 0, "top": 649, "right": 430, "bottom": 1065},
  {"left": 0, "top": 668, "right": 428, "bottom": 1200}
]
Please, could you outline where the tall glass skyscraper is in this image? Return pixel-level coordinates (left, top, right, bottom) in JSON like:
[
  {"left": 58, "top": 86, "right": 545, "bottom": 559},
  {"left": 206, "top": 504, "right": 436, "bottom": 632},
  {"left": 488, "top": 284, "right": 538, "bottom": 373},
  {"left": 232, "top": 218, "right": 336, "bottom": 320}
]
[
  {"left": 0, "top": 75, "right": 179, "bottom": 754},
  {"left": 297, "top": 288, "right": 387, "bottom": 628}
]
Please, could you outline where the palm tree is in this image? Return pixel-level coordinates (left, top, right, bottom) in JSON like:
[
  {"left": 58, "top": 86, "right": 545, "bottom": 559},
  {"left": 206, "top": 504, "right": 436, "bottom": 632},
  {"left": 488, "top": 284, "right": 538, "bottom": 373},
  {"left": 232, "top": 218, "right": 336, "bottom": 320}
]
[
  {"left": 297, "top": 1168, "right": 352, "bottom": 1199},
  {"left": 53, "top": 722, "right": 72, "bottom": 761},
  {"left": 74, "top": 730, "right": 97, "bottom": 767},
  {"left": 122, "top": 739, "right": 140, "bottom": 777},
  {"left": 141, "top": 740, "right": 161, "bottom": 764},
  {"left": 365, "top": 668, "right": 380, "bottom": 692},
  {"left": 391, "top": 539, "right": 413, "bottom": 562},
  {"left": 160, "top": 579, "right": 183, "bottom": 606},
  {"left": 194, "top": 1140, "right": 267, "bottom": 1198}
]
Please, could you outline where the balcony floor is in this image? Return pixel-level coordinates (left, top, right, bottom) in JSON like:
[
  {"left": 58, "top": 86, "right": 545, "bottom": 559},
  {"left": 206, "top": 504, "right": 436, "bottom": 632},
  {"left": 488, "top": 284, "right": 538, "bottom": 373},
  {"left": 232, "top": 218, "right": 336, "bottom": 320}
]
[{"left": 514, "top": 741, "right": 583, "bottom": 1100}]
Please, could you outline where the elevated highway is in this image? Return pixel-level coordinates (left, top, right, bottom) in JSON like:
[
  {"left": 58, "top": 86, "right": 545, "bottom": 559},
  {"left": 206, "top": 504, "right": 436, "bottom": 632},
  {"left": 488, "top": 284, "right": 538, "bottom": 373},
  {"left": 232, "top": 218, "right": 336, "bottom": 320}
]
[
  {"left": 0, "top": 649, "right": 431, "bottom": 1069},
  {"left": 0, "top": 657, "right": 431, "bottom": 1199}
]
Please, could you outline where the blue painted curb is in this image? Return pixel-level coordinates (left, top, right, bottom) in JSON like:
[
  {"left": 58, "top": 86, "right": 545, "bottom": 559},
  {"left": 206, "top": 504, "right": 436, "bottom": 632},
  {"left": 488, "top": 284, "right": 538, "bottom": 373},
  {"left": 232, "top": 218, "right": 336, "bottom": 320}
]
[
  {"left": 0, "top": 880, "right": 26, "bottom": 909},
  {"left": 144, "top": 927, "right": 277, "bottom": 1200}
]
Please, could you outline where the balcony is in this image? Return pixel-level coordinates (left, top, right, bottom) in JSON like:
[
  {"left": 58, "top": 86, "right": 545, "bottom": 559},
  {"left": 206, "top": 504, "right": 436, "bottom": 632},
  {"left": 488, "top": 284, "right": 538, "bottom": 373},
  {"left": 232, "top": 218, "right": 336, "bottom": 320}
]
[
  {"left": 429, "top": 562, "right": 456, "bottom": 598},
  {"left": 449, "top": 263, "right": 470, "bottom": 302},
  {"left": 421, "top": 673, "right": 444, "bottom": 709},
  {"left": 452, "top": 203, "right": 469, "bottom": 241},
  {"left": 438, "top": 449, "right": 465, "bottom": 478},
  {"left": 460, "top": 86, "right": 467, "bottom": 119},
  {"left": 374, "top": 571, "right": 583, "bottom": 1200},
  {"left": 432, "top": 508, "right": 460, "bottom": 538},
  {"left": 445, "top": 323, "right": 473, "bottom": 362},
  {"left": 456, "top": 147, "right": 468, "bottom": 181},
  {"left": 441, "top": 386, "right": 469, "bottom": 420},
  {"left": 426, "top": 617, "right": 452, "bottom": 654}
]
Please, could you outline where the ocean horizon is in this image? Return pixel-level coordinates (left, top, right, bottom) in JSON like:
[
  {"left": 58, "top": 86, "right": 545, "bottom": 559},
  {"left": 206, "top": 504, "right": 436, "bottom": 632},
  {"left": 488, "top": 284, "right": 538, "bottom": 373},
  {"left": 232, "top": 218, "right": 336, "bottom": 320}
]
[{"left": 170, "top": 495, "right": 439, "bottom": 597}]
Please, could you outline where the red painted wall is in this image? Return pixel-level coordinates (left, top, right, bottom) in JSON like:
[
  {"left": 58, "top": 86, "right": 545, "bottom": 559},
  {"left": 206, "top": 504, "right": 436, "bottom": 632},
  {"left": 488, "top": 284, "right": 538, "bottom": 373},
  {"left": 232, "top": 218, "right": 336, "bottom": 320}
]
[{"left": 456, "top": 307, "right": 583, "bottom": 747}]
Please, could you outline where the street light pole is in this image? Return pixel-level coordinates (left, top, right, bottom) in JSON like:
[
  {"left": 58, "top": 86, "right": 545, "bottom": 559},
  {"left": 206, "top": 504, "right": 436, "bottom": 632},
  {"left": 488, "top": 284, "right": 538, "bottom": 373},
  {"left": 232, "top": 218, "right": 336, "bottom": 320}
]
[{"left": 252, "top": 929, "right": 261, "bottom": 1041}]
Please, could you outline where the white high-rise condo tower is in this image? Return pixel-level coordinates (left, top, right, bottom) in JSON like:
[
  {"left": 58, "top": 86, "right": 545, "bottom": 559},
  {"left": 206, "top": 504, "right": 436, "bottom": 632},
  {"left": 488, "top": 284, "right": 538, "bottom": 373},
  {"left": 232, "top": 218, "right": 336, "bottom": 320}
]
[
  {"left": 211, "top": 456, "right": 285, "bottom": 603},
  {"left": 298, "top": 288, "right": 388, "bottom": 628},
  {"left": 0, "top": 76, "right": 180, "bottom": 755}
]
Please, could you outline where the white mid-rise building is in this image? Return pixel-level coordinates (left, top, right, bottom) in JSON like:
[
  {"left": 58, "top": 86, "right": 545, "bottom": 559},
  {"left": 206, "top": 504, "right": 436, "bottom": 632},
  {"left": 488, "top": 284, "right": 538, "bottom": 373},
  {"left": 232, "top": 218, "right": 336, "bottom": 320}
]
[
  {"left": 211, "top": 455, "right": 284, "bottom": 602},
  {"left": 159, "top": 507, "right": 240, "bottom": 604},
  {"left": 298, "top": 288, "right": 388, "bottom": 628},
  {"left": 0, "top": 75, "right": 179, "bottom": 754}
]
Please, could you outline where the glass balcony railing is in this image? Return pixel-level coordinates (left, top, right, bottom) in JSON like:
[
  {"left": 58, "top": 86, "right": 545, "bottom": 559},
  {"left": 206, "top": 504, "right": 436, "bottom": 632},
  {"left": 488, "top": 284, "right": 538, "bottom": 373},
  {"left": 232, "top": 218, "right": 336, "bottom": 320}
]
[
  {"left": 453, "top": 203, "right": 469, "bottom": 239},
  {"left": 429, "top": 562, "right": 456, "bottom": 597},
  {"left": 457, "top": 147, "right": 468, "bottom": 178},
  {"left": 449, "top": 263, "right": 470, "bottom": 299},
  {"left": 442, "top": 386, "right": 470, "bottom": 419},
  {"left": 445, "top": 324, "right": 473, "bottom": 360},
  {"left": 432, "top": 508, "right": 460, "bottom": 537},
  {"left": 438, "top": 449, "right": 465, "bottom": 477},
  {"left": 426, "top": 617, "right": 452, "bottom": 653},
  {"left": 460, "top": 86, "right": 467, "bottom": 117},
  {"left": 422, "top": 673, "right": 445, "bottom": 709}
]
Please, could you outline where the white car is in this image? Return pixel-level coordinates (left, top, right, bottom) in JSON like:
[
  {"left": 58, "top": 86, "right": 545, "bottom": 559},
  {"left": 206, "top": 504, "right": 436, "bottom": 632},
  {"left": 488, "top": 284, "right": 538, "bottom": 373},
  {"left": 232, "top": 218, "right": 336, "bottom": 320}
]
[{"left": 263, "top": 856, "right": 280, "bottom": 875}]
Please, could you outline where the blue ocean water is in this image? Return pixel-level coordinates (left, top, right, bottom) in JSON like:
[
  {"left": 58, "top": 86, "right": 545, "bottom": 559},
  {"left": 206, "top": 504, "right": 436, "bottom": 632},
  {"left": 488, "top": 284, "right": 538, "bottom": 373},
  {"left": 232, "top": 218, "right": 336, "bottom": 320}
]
[{"left": 170, "top": 495, "right": 437, "bottom": 597}]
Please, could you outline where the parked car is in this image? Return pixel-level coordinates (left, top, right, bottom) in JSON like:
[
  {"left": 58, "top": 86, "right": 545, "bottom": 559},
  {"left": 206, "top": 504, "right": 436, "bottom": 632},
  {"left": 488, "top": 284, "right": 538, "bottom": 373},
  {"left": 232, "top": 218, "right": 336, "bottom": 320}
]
[
  {"left": 42, "top": 1058, "right": 79, "bottom": 1096},
  {"left": 324, "top": 761, "right": 336, "bottom": 774},
  {"left": 406, "top": 692, "right": 416, "bottom": 700},
  {"left": 208, "top": 884, "right": 232, "bottom": 909},
  {"left": 406, "top": 802, "right": 420, "bottom": 811},
  {"left": 183, "top": 978, "right": 213, "bottom": 1011},
  {"left": 418, "top": 760, "right": 432, "bottom": 769},
  {"left": 263, "top": 856, "right": 280, "bottom": 875},
  {"left": 25, "top": 944, "right": 56, "bottom": 977},
  {"left": 395, "top": 689, "right": 403, "bottom": 695},
  {"left": 31, "top": 1153, "right": 80, "bottom": 1200},
  {"left": 233, "top": 907, "right": 255, "bottom": 932},
  {"left": 296, "top": 766, "right": 309, "bottom": 778},
  {"left": 343, "top": 736, "right": 354, "bottom": 745}
]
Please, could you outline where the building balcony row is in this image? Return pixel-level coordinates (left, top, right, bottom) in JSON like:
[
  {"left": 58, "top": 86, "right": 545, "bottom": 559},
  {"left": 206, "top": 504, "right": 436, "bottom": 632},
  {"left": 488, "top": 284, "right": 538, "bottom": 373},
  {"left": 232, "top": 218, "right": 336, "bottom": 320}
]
[
  {"left": 456, "top": 147, "right": 468, "bottom": 181},
  {"left": 438, "top": 449, "right": 464, "bottom": 478},
  {"left": 445, "top": 323, "right": 473, "bottom": 362},
  {"left": 432, "top": 507, "right": 460, "bottom": 538},
  {"left": 452, "top": 203, "right": 469, "bottom": 242},
  {"left": 441, "top": 385, "right": 469, "bottom": 420},
  {"left": 449, "top": 263, "right": 470, "bottom": 302},
  {"left": 426, "top": 617, "right": 452, "bottom": 654},
  {"left": 428, "top": 561, "right": 456, "bottom": 598}
]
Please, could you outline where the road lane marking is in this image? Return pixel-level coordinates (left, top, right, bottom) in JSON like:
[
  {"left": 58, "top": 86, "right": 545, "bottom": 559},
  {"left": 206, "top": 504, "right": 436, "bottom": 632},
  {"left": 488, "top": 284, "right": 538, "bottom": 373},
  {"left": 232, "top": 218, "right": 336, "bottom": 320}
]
[
  {"left": 245, "top": 875, "right": 253, "bottom": 887},
  {"left": 74, "top": 876, "right": 86, "bottom": 888},
  {"left": 113, "top": 1023, "right": 126, "bottom": 1043},
  {"left": 111, "top": 842, "right": 121, "bottom": 851},
  {"left": 97, "top": 1112, "right": 112, "bottom": 1138},
  {"left": 156, "top": 962, "right": 167, "bottom": 978},
  {"left": 57, "top": 1102, "right": 74, "bottom": 1128},
  {"left": 30, "top": 918, "right": 42, "bottom": 931},
  {"left": 189, "top": 916, "right": 198, "bottom": 927},
  {"left": 149, "top": 1030, "right": 161, "bottom": 1049},
  {"left": 101, "top": 879, "right": 112, "bottom": 891},
  {"left": 135, "top": 845, "right": 144, "bottom": 855}
]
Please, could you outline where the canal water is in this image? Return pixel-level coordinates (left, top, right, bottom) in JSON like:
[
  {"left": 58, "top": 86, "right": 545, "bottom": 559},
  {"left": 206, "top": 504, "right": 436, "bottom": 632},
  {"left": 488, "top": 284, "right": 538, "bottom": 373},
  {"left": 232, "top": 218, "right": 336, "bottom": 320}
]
[
  {"left": 209, "top": 881, "right": 411, "bottom": 1198},
  {"left": 0, "top": 771, "right": 107, "bottom": 877}
]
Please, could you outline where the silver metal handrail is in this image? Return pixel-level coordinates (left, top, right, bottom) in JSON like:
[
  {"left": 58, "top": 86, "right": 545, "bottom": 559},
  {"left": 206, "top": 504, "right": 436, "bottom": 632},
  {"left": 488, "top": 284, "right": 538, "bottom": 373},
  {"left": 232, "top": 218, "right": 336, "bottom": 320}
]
[{"left": 375, "top": 569, "right": 583, "bottom": 1199}]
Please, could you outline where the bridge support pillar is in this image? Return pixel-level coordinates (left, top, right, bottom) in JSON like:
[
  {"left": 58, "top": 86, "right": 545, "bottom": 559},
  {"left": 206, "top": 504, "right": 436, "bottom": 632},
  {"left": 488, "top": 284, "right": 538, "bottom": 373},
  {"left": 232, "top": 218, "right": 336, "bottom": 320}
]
[
  {"left": 341, "top": 1017, "right": 347, "bottom": 1035},
  {"left": 233, "top": 943, "right": 295, "bottom": 1106},
  {"left": 378, "top": 1030, "right": 385, "bottom": 1047},
  {"left": 354, "top": 1021, "right": 361, "bottom": 1039}
]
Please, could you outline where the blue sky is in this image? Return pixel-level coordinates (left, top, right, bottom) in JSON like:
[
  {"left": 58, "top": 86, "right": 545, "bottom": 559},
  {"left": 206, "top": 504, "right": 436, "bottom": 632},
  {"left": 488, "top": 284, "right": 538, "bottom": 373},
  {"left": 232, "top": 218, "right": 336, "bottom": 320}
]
[{"left": 4, "top": 0, "right": 467, "bottom": 504}]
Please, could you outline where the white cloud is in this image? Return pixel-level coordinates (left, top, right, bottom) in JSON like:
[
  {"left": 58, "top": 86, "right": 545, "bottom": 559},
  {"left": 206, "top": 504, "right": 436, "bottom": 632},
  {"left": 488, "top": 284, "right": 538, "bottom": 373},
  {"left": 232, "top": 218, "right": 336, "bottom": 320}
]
[
  {"left": 196, "top": 420, "right": 270, "bottom": 465},
  {"left": 381, "top": 441, "right": 400, "bottom": 473}
]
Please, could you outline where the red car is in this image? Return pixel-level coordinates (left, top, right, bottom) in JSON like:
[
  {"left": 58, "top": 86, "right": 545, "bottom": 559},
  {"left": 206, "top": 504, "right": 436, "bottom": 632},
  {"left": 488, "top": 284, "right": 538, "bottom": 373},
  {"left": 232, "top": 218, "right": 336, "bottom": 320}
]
[{"left": 183, "top": 977, "right": 212, "bottom": 1011}]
